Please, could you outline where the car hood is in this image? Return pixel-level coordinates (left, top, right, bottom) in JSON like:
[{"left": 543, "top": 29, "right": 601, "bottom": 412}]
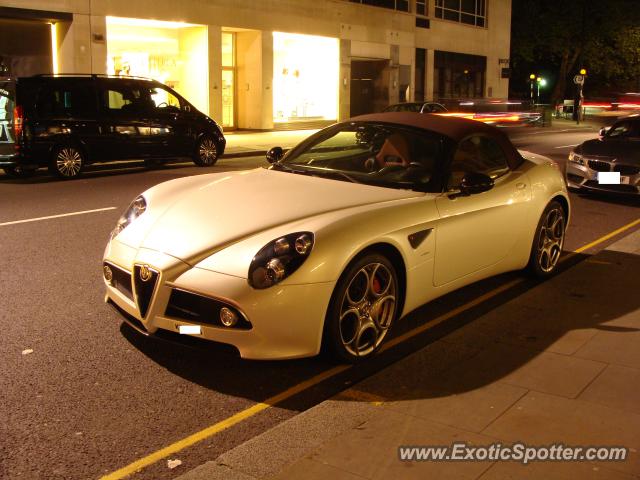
[
  {"left": 124, "top": 168, "right": 424, "bottom": 262},
  {"left": 579, "top": 138, "right": 640, "bottom": 163}
]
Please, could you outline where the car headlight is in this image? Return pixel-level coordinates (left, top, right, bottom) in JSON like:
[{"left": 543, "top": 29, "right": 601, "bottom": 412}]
[
  {"left": 110, "top": 195, "right": 147, "bottom": 239},
  {"left": 248, "top": 232, "right": 314, "bottom": 289},
  {"left": 568, "top": 151, "right": 584, "bottom": 165}
]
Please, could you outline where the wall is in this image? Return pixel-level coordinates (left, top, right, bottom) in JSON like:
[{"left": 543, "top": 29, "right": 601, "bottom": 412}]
[
  {"left": 178, "top": 26, "right": 209, "bottom": 114},
  {"left": 236, "top": 30, "right": 267, "bottom": 130}
]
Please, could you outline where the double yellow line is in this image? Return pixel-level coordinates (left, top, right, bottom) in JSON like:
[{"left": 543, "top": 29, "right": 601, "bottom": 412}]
[{"left": 102, "top": 217, "right": 640, "bottom": 480}]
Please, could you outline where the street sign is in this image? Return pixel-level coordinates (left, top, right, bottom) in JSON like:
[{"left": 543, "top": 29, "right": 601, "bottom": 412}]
[{"left": 573, "top": 75, "right": 585, "bottom": 85}]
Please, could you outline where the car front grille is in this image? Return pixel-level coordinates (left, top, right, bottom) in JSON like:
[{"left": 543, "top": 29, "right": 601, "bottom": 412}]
[
  {"left": 587, "top": 159, "right": 611, "bottom": 172},
  {"left": 614, "top": 164, "right": 640, "bottom": 176},
  {"left": 165, "top": 288, "right": 252, "bottom": 330},
  {"left": 133, "top": 264, "right": 159, "bottom": 318}
]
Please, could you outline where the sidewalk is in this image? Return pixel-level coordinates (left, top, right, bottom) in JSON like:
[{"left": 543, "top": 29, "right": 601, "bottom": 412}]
[
  {"left": 177, "top": 228, "right": 640, "bottom": 480},
  {"left": 224, "top": 129, "right": 317, "bottom": 158}
]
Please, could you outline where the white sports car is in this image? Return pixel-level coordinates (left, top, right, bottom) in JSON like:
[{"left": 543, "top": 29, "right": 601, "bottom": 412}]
[{"left": 103, "top": 113, "right": 569, "bottom": 362}]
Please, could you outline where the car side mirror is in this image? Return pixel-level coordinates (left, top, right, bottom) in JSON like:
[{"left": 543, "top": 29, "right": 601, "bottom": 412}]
[
  {"left": 266, "top": 146, "right": 284, "bottom": 163},
  {"left": 599, "top": 126, "right": 610, "bottom": 137},
  {"left": 460, "top": 172, "right": 494, "bottom": 195}
]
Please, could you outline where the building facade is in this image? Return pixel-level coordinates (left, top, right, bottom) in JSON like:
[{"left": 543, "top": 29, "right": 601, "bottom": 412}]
[{"left": 0, "top": 0, "right": 512, "bottom": 130}]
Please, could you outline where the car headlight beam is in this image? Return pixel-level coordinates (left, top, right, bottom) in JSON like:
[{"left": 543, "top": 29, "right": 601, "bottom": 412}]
[
  {"left": 110, "top": 195, "right": 147, "bottom": 239},
  {"left": 248, "top": 232, "right": 315, "bottom": 289}
]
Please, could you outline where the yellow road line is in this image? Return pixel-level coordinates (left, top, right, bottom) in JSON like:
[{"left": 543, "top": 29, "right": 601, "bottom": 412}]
[
  {"left": 100, "top": 365, "right": 348, "bottom": 480},
  {"left": 102, "top": 217, "right": 640, "bottom": 479},
  {"left": 574, "top": 218, "right": 640, "bottom": 254}
]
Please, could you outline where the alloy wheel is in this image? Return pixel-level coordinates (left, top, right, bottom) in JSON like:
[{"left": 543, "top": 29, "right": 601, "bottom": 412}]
[
  {"left": 56, "top": 147, "right": 82, "bottom": 177},
  {"left": 198, "top": 137, "right": 218, "bottom": 166},
  {"left": 536, "top": 206, "right": 565, "bottom": 273},
  {"left": 339, "top": 262, "right": 397, "bottom": 357}
]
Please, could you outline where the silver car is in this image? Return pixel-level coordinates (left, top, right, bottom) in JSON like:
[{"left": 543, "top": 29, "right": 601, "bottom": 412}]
[{"left": 567, "top": 115, "right": 640, "bottom": 195}]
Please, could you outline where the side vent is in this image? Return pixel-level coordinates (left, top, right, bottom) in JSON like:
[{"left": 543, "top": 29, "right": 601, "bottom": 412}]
[{"left": 408, "top": 228, "right": 432, "bottom": 249}]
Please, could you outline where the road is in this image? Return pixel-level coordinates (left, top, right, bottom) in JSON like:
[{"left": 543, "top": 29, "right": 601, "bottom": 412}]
[{"left": 1, "top": 127, "right": 638, "bottom": 479}]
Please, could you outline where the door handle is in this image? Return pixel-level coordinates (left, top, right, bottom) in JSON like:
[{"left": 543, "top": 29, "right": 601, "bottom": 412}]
[{"left": 516, "top": 182, "right": 527, "bottom": 189}]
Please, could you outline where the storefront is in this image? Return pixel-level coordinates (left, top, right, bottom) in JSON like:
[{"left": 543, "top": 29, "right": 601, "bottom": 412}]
[
  {"left": 6, "top": 0, "right": 512, "bottom": 130},
  {"left": 105, "top": 16, "right": 209, "bottom": 115},
  {"left": 433, "top": 50, "right": 486, "bottom": 99},
  {"left": 272, "top": 32, "right": 339, "bottom": 126}
]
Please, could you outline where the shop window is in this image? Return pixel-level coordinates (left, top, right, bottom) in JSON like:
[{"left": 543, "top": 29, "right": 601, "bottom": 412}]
[
  {"left": 106, "top": 17, "right": 209, "bottom": 116},
  {"left": 273, "top": 32, "right": 339, "bottom": 123},
  {"left": 434, "top": 50, "right": 486, "bottom": 99}
]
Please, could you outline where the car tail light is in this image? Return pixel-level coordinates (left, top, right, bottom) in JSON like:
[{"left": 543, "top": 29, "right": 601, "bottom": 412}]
[{"left": 13, "top": 105, "right": 24, "bottom": 140}]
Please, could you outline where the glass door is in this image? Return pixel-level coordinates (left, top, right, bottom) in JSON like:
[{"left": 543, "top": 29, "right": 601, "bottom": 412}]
[{"left": 221, "top": 32, "right": 236, "bottom": 129}]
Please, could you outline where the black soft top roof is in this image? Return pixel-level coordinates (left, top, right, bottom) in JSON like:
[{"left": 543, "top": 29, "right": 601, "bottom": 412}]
[{"left": 351, "top": 112, "right": 524, "bottom": 169}]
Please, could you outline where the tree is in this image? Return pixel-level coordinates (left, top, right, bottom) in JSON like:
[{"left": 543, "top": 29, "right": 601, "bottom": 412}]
[{"left": 510, "top": 0, "right": 640, "bottom": 104}]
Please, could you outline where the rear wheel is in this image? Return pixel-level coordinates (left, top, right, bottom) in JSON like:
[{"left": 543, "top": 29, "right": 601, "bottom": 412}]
[
  {"left": 49, "top": 145, "right": 84, "bottom": 179},
  {"left": 324, "top": 253, "right": 399, "bottom": 363},
  {"left": 526, "top": 200, "right": 566, "bottom": 278},
  {"left": 193, "top": 135, "right": 219, "bottom": 167},
  {"left": 2, "top": 166, "right": 36, "bottom": 178}
]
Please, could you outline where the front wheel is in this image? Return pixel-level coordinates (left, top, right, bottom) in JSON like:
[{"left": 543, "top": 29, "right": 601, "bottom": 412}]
[
  {"left": 324, "top": 254, "right": 399, "bottom": 363},
  {"left": 193, "top": 135, "right": 220, "bottom": 167},
  {"left": 49, "top": 145, "right": 84, "bottom": 179},
  {"left": 526, "top": 200, "right": 566, "bottom": 278}
]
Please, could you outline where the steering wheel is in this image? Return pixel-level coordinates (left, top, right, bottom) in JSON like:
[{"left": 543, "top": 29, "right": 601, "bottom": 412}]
[{"left": 156, "top": 102, "right": 168, "bottom": 108}]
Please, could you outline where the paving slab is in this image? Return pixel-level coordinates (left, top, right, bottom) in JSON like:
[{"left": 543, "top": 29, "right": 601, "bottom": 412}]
[
  {"left": 307, "top": 409, "right": 495, "bottom": 480},
  {"left": 483, "top": 391, "right": 640, "bottom": 475},
  {"left": 573, "top": 329, "right": 640, "bottom": 369},
  {"left": 579, "top": 364, "right": 640, "bottom": 415},
  {"left": 479, "top": 459, "right": 638, "bottom": 480}
]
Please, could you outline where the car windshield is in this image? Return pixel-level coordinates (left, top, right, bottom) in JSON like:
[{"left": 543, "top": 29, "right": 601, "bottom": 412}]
[
  {"left": 607, "top": 120, "right": 640, "bottom": 139},
  {"left": 275, "top": 122, "right": 444, "bottom": 192}
]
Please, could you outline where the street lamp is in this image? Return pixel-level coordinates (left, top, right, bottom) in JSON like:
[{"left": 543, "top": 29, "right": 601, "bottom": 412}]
[
  {"left": 575, "top": 68, "right": 587, "bottom": 124},
  {"left": 529, "top": 74, "right": 536, "bottom": 104},
  {"left": 536, "top": 76, "right": 544, "bottom": 103}
]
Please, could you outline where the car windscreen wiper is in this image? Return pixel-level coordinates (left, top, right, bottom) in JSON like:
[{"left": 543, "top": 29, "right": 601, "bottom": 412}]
[
  {"left": 312, "top": 169, "right": 361, "bottom": 184},
  {"left": 270, "top": 162, "right": 311, "bottom": 176}
]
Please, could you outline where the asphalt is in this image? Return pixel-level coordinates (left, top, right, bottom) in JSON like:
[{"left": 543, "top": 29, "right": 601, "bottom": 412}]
[{"left": 176, "top": 229, "right": 640, "bottom": 480}]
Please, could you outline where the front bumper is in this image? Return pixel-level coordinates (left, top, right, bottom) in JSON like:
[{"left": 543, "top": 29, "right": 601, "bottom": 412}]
[
  {"left": 103, "top": 240, "right": 335, "bottom": 360},
  {"left": 566, "top": 161, "right": 640, "bottom": 195}
]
